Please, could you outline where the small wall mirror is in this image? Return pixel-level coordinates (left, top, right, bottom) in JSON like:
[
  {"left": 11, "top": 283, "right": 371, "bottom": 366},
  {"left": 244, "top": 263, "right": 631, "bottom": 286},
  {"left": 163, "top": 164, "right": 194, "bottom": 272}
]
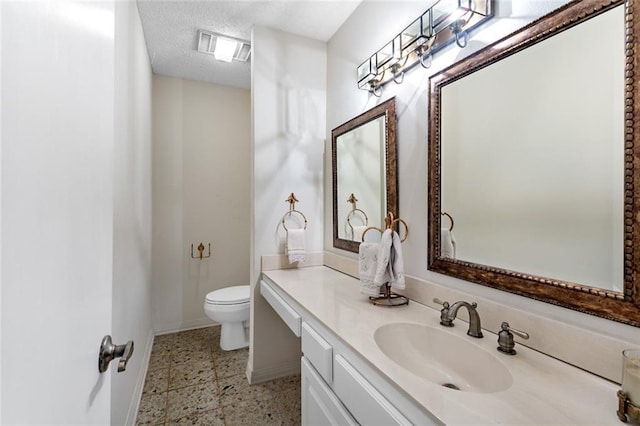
[
  {"left": 332, "top": 98, "right": 397, "bottom": 252},
  {"left": 428, "top": 0, "right": 640, "bottom": 327}
]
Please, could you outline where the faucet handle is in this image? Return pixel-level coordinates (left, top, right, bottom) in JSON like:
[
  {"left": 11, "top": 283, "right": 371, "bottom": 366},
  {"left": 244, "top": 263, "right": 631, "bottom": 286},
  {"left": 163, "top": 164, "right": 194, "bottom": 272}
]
[
  {"left": 497, "top": 322, "right": 529, "bottom": 355},
  {"left": 507, "top": 324, "right": 529, "bottom": 340},
  {"left": 433, "top": 298, "right": 453, "bottom": 327}
]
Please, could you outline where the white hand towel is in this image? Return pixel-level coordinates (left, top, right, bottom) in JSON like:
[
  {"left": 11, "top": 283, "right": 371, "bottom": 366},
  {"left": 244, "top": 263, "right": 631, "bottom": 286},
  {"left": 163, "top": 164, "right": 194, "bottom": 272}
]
[
  {"left": 286, "top": 229, "right": 306, "bottom": 264},
  {"left": 352, "top": 225, "right": 368, "bottom": 242},
  {"left": 359, "top": 242, "right": 381, "bottom": 296},
  {"left": 373, "top": 229, "right": 406, "bottom": 291},
  {"left": 440, "top": 228, "right": 456, "bottom": 259}
]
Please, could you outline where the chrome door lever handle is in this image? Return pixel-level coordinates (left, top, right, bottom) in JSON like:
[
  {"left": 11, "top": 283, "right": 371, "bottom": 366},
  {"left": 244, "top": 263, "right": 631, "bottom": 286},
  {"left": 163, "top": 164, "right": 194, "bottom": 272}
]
[
  {"left": 116, "top": 340, "right": 134, "bottom": 372},
  {"left": 99, "top": 335, "right": 134, "bottom": 373}
]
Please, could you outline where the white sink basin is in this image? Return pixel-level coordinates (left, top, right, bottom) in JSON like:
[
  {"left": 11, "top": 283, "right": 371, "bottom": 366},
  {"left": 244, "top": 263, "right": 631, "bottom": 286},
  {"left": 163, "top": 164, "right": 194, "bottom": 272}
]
[{"left": 374, "top": 322, "right": 513, "bottom": 393}]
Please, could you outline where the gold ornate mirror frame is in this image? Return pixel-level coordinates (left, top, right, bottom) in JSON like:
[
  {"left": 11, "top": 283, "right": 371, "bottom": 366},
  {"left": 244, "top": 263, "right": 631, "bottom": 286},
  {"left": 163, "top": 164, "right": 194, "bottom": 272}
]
[
  {"left": 333, "top": 98, "right": 397, "bottom": 253},
  {"left": 428, "top": 0, "right": 640, "bottom": 327}
]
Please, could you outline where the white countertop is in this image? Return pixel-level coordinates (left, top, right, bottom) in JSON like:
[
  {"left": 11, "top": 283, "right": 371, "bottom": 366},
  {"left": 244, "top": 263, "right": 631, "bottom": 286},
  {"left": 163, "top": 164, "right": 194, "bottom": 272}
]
[{"left": 263, "top": 266, "right": 620, "bottom": 425}]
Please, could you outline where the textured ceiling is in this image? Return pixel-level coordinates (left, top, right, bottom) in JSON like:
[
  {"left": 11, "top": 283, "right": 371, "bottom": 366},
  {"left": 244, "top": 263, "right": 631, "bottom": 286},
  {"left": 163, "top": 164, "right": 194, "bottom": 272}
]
[{"left": 136, "top": 1, "right": 363, "bottom": 89}]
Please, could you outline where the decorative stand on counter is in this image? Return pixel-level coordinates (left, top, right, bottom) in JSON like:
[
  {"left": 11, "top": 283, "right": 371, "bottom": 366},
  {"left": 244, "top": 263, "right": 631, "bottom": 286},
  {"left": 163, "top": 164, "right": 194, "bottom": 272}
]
[{"left": 362, "top": 212, "right": 409, "bottom": 307}]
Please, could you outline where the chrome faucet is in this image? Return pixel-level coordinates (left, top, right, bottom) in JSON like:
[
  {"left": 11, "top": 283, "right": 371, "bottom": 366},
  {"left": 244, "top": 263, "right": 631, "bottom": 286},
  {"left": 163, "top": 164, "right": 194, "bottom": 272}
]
[{"left": 433, "top": 298, "right": 483, "bottom": 338}]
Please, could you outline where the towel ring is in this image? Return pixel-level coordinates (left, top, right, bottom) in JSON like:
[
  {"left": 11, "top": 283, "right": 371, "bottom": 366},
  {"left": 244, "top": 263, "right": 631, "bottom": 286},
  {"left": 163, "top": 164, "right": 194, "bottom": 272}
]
[
  {"left": 282, "top": 210, "right": 307, "bottom": 231},
  {"left": 361, "top": 225, "right": 383, "bottom": 242},
  {"left": 360, "top": 215, "right": 408, "bottom": 243},
  {"left": 346, "top": 193, "right": 368, "bottom": 235},
  {"left": 441, "top": 212, "right": 454, "bottom": 231},
  {"left": 391, "top": 218, "right": 409, "bottom": 242},
  {"left": 347, "top": 209, "right": 369, "bottom": 233},
  {"left": 385, "top": 212, "right": 408, "bottom": 242},
  {"left": 346, "top": 209, "right": 368, "bottom": 226}
]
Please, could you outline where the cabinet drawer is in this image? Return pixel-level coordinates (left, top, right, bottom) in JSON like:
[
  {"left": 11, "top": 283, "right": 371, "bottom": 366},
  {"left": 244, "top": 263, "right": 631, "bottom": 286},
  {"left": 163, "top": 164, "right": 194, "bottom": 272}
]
[
  {"left": 302, "top": 322, "right": 333, "bottom": 384},
  {"left": 334, "top": 355, "right": 411, "bottom": 426},
  {"left": 302, "top": 357, "right": 357, "bottom": 426},
  {"left": 260, "top": 279, "right": 301, "bottom": 337}
]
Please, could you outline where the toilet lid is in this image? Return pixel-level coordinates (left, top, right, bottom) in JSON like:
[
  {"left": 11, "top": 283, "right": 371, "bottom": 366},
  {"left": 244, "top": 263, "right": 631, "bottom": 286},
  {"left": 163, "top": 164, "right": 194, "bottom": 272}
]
[{"left": 206, "top": 285, "right": 250, "bottom": 305}]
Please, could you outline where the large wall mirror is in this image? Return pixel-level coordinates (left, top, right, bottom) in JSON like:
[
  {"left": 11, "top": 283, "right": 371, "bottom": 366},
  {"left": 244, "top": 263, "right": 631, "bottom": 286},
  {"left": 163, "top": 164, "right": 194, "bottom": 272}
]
[
  {"left": 428, "top": 0, "right": 640, "bottom": 326},
  {"left": 333, "top": 98, "right": 397, "bottom": 252}
]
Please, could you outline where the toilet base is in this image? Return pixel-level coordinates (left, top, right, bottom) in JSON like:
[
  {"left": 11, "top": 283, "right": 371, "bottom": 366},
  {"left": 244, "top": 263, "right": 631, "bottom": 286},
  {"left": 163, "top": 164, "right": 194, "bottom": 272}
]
[{"left": 220, "top": 321, "right": 249, "bottom": 351}]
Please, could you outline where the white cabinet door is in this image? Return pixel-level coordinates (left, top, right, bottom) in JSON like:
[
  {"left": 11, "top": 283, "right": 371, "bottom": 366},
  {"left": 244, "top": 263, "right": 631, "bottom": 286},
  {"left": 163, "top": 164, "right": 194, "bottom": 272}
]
[
  {"left": 302, "top": 357, "right": 357, "bottom": 426},
  {"left": 334, "top": 355, "right": 412, "bottom": 426},
  {"left": 302, "top": 322, "right": 333, "bottom": 384}
]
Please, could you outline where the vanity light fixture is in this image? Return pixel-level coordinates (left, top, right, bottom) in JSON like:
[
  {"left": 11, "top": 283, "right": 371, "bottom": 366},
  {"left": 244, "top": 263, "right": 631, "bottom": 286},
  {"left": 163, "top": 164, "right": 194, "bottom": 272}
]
[
  {"left": 357, "top": 0, "right": 493, "bottom": 96},
  {"left": 197, "top": 30, "right": 251, "bottom": 63}
]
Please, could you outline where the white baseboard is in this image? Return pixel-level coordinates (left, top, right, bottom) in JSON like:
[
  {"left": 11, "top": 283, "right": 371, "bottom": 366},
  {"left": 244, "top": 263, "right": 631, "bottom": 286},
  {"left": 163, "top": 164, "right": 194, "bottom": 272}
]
[
  {"left": 126, "top": 329, "right": 154, "bottom": 426},
  {"left": 153, "top": 318, "right": 217, "bottom": 335},
  {"left": 246, "top": 358, "right": 301, "bottom": 384}
]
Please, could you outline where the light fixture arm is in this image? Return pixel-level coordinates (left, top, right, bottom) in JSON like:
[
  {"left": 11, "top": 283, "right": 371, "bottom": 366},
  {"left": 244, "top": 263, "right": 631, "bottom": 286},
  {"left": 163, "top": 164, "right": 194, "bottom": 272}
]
[
  {"left": 370, "top": 83, "right": 383, "bottom": 97},
  {"left": 451, "top": 19, "right": 469, "bottom": 48},
  {"left": 418, "top": 44, "right": 433, "bottom": 69},
  {"left": 391, "top": 64, "right": 405, "bottom": 84}
]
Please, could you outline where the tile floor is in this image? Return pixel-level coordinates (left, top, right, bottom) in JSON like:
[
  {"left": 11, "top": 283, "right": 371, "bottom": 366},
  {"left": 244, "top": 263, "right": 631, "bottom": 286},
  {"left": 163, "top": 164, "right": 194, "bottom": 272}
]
[{"left": 136, "top": 326, "right": 301, "bottom": 425}]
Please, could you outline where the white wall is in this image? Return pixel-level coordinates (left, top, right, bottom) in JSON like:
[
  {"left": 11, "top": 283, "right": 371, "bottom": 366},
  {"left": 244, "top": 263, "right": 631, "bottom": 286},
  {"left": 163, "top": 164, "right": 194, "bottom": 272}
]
[
  {"left": 325, "top": 0, "right": 638, "bottom": 369},
  {"left": 249, "top": 25, "right": 326, "bottom": 381},
  {"left": 113, "top": 2, "right": 153, "bottom": 424},
  {"left": 152, "top": 76, "right": 251, "bottom": 333}
]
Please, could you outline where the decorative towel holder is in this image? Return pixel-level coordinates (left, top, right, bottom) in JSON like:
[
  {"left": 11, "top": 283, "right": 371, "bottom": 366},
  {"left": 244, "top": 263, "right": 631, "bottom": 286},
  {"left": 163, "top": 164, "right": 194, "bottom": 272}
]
[
  {"left": 346, "top": 193, "right": 368, "bottom": 239},
  {"left": 362, "top": 212, "right": 409, "bottom": 307},
  {"left": 191, "top": 243, "right": 211, "bottom": 260},
  {"left": 282, "top": 193, "right": 308, "bottom": 232},
  {"left": 361, "top": 211, "right": 408, "bottom": 243}
]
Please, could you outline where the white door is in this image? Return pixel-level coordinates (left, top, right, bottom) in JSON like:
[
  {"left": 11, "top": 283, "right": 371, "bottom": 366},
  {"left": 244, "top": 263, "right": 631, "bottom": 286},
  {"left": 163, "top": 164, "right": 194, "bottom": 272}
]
[{"left": 2, "top": 1, "right": 116, "bottom": 423}]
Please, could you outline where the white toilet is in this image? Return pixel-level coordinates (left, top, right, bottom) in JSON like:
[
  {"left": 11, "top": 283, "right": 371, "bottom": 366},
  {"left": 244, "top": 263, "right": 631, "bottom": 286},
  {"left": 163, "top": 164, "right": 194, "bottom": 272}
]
[{"left": 204, "top": 285, "right": 250, "bottom": 351}]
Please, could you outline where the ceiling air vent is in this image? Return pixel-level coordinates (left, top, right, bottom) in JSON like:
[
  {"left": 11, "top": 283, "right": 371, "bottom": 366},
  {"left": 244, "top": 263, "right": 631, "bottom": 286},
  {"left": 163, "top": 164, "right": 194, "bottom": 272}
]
[{"left": 197, "top": 30, "right": 251, "bottom": 63}]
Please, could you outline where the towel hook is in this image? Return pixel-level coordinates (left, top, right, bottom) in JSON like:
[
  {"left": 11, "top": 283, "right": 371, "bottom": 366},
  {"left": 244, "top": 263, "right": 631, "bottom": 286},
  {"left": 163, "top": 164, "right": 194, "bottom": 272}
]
[
  {"left": 282, "top": 193, "right": 308, "bottom": 231},
  {"left": 190, "top": 243, "right": 211, "bottom": 260},
  {"left": 441, "top": 212, "right": 454, "bottom": 231}
]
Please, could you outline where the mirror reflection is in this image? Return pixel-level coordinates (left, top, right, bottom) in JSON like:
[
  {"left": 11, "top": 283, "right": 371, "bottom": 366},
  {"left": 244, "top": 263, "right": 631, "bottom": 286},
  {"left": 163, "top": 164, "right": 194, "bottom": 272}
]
[
  {"left": 336, "top": 117, "right": 385, "bottom": 242},
  {"left": 440, "top": 4, "right": 624, "bottom": 291},
  {"left": 428, "top": 0, "right": 640, "bottom": 326},
  {"left": 333, "top": 98, "right": 397, "bottom": 253}
]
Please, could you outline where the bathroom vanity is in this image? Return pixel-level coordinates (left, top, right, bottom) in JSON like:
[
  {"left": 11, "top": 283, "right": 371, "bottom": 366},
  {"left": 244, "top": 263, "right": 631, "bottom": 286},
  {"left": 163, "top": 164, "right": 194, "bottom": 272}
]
[{"left": 261, "top": 266, "right": 619, "bottom": 425}]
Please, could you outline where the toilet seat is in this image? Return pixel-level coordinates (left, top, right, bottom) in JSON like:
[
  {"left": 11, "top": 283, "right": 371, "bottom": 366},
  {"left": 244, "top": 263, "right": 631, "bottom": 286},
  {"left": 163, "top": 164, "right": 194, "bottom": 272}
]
[{"left": 206, "top": 285, "right": 250, "bottom": 305}]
